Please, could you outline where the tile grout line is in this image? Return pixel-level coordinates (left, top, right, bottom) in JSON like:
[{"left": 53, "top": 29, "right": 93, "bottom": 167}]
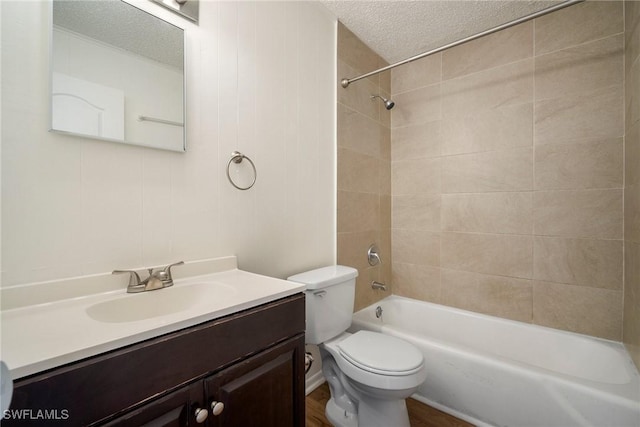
[
  {"left": 532, "top": 15, "right": 538, "bottom": 324},
  {"left": 621, "top": 0, "right": 627, "bottom": 340},
  {"left": 439, "top": 50, "right": 444, "bottom": 304}
]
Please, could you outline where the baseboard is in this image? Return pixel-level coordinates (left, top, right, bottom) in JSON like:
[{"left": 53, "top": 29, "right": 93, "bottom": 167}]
[{"left": 305, "top": 371, "right": 325, "bottom": 396}]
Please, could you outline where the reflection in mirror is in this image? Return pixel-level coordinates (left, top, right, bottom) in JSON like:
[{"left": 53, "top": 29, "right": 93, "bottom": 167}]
[{"left": 51, "top": 0, "right": 186, "bottom": 152}]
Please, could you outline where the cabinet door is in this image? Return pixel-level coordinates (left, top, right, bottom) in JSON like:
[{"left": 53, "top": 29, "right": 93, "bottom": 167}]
[
  {"left": 101, "top": 382, "right": 205, "bottom": 427},
  {"left": 204, "top": 335, "right": 305, "bottom": 427}
]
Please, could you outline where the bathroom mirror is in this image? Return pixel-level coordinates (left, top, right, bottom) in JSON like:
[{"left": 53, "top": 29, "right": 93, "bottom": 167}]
[{"left": 50, "top": 0, "right": 186, "bottom": 152}]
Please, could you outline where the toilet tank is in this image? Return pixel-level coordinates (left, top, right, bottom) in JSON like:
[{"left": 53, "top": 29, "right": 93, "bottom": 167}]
[{"left": 287, "top": 265, "right": 358, "bottom": 345}]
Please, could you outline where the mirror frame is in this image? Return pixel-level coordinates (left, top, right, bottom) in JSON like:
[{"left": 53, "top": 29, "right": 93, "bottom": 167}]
[
  {"left": 48, "top": 0, "right": 187, "bottom": 152},
  {"left": 150, "top": 0, "right": 198, "bottom": 24}
]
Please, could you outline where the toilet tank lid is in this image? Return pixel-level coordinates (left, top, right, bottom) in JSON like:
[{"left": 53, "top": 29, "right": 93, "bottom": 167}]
[{"left": 287, "top": 265, "right": 358, "bottom": 290}]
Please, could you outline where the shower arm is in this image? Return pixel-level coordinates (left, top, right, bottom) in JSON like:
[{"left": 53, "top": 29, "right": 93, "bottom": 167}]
[{"left": 340, "top": 0, "right": 584, "bottom": 88}]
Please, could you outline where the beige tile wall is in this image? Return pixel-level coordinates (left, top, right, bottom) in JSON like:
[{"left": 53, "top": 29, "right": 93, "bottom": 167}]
[
  {"left": 624, "top": 0, "right": 640, "bottom": 368},
  {"left": 337, "top": 23, "right": 391, "bottom": 310},
  {"left": 390, "top": 1, "right": 625, "bottom": 340}
]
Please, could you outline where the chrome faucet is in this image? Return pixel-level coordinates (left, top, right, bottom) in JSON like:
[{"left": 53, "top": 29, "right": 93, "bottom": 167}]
[{"left": 113, "top": 261, "right": 184, "bottom": 293}]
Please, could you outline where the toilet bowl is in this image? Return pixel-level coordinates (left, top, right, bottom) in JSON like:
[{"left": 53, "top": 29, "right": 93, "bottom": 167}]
[
  {"left": 321, "top": 331, "right": 427, "bottom": 427},
  {"left": 287, "top": 266, "right": 427, "bottom": 427}
]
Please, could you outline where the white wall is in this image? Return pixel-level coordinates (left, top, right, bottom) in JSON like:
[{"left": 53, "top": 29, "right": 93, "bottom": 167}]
[{"left": 1, "top": 0, "right": 337, "bottom": 287}]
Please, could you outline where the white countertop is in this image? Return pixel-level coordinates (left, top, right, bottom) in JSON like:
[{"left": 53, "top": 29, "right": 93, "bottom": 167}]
[{"left": 1, "top": 259, "right": 305, "bottom": 380}]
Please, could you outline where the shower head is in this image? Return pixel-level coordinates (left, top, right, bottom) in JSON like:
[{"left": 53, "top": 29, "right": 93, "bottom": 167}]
[{"left": 370, "top": 94, "right": 395, "bottom": 110}]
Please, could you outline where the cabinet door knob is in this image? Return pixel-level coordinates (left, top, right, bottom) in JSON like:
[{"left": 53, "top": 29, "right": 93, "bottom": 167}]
[
  {"left": 211, "top": 401, "right": 225, "bottom": 416},
  {"left": 194, "top": 407, "right": 209, "bottom": 423}
]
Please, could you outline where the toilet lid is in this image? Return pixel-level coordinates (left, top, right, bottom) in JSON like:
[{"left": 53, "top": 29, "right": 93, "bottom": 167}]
[{"left": 337, "top": 331, "right": 424, "bottom": 376}]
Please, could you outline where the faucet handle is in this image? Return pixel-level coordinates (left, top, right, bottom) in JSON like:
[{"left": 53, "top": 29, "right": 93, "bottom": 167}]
[
  {"left": 163, "top": 261, "right": 185, "bottom": 276},
  {"left": 112, "top": 270, "right": 142, "bottom": 287},
  {"left": 157, "top": 261, "right": 184, "bottom": 286},
  {"left": 367, "top": 244, "right": 381, "bottom": 266}
]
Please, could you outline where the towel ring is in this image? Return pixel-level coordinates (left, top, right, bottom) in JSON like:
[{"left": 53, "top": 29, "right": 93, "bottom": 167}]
[{"left": 226, "top": 151, "right": 257, "bottom": 190}]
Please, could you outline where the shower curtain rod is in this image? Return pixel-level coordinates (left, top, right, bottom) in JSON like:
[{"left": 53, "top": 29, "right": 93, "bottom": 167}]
[{"left": 340, "top": 0, "right": 584, "bottom": 88}]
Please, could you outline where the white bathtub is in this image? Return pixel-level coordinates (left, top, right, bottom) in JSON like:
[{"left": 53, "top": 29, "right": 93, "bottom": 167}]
[{"left": 349, "top": 295, "right": 640, "bottom": 427}]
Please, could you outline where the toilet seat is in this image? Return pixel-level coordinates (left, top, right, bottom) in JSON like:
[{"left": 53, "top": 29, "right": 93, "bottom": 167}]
[
  {"left": 322, "top": 332, "right": 427, "bottom": 391},
  {"left": 338, "top": 331, "right": 424, "bottom": 376}
]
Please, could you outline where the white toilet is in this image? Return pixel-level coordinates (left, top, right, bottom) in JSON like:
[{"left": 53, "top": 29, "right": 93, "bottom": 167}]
[{"left": 288, "top": 265, "right": 427, "bottom": 427}]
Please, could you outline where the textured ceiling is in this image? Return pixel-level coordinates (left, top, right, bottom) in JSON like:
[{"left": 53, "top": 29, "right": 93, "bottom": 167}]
[
  {"left": 54, "top": 1, "right": 563, "bottom": 73},
  {"left": 53, "top": 0, "right": 183, "bottom": 70},
  {"left": 319, "top": 0, "right": 560, "bottom": 64}
]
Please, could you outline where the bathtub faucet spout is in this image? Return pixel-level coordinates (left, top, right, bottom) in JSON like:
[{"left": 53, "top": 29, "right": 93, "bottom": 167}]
[{"left": 371, "top": 281, "right": 387, "bottom": 291}]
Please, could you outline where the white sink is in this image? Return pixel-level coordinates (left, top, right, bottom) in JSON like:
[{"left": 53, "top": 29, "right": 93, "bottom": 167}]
[
  {"left": 86, "top": 282, "right": 237, "bottom": 323},
  {"left": 1, "top": 257, "right": 306, "bottom": 380}
]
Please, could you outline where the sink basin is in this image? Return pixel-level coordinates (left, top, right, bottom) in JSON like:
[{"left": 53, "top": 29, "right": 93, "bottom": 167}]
[{"left": 86, "top": 283, "right": 237, "bottom": 323}]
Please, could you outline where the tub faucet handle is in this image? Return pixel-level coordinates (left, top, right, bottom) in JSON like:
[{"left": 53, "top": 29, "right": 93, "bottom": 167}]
[{"left": 368, "top": 244, "right": 381, "bottom": 266}]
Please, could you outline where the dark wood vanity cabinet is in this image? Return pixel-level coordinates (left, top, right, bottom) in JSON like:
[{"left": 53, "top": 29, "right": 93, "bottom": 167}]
[
  {"left": 102, "top": 382, "right": 200, "bottom": 426},
  {"left": 6, "top": 294, "right": 305, "bottom": 427},
  {"left": 204, "top": 336, "right": 302, "bottom": 427}
]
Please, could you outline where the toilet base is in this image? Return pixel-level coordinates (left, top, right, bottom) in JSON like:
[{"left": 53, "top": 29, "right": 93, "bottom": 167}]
[
  {"left": 326, "top": 397, "right": 357, "bottom": 427},
  {"left": 324, "top": 394, "right": 411, "bottom": 427},
  {"left": 356, "top": 395, "right": 410, "bottom": 427}
]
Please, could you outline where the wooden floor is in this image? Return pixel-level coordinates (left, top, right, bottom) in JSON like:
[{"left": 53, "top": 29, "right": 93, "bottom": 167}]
[{"left": 306, "top": 383, "right": 474, "bottom": 427}]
